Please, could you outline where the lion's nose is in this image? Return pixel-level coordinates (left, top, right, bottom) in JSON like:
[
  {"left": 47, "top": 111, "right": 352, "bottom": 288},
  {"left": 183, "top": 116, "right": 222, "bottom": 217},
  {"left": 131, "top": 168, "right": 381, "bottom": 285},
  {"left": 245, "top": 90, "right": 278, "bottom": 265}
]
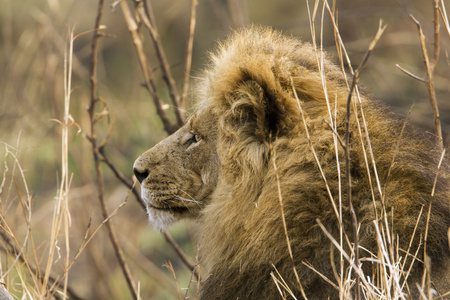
[{"left": 134, "top": 167, "right": 149, "bottom": 183}]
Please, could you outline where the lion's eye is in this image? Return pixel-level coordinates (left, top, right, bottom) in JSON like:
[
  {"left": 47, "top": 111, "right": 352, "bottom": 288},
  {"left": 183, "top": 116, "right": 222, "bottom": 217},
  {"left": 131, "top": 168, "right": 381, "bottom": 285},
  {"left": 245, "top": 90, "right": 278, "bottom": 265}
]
[{"left": 183, "top": 133, "right": 201, "bottom": 148}]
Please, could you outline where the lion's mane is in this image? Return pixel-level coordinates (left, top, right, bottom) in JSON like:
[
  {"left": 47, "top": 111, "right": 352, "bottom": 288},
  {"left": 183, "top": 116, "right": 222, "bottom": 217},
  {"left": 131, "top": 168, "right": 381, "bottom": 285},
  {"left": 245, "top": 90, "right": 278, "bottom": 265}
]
[{"left": 195, "top": 27, "right": 450, "bottom": 299}]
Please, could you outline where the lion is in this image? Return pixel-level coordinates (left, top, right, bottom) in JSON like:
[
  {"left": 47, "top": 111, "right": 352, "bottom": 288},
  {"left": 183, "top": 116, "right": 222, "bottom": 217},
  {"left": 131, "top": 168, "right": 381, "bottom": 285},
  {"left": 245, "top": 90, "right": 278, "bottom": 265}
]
[{"left": 133, "top": 27, "right": 450, "bottom": 299}]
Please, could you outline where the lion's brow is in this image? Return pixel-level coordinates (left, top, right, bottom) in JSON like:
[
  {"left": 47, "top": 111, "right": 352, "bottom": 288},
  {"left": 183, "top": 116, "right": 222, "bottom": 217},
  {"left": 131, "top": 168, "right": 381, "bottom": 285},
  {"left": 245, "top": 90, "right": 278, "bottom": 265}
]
[
  {"left": 189, "top": 113, "right": 204, "bottom": 132},
  {"left": 185, "top": 113, "right": 197, "bottom": 127}
]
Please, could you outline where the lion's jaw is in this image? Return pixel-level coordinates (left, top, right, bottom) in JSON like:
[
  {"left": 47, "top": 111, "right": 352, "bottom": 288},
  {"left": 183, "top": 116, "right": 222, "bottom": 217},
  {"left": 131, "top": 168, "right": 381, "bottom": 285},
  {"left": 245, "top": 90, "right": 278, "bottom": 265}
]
[
  {"left": 133, "top": 109, "right": 220, "bottom": 231},
  {"left": 144, "top": 202, "right": 178, "bottom": 232}
]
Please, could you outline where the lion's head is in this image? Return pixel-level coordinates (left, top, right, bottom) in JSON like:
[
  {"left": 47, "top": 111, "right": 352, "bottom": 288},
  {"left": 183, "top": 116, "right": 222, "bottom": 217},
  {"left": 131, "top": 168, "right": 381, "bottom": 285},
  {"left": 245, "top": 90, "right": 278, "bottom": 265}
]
[
  {"left": 133, "top": 107, "right": 219, "bottom": 231},
  {"left": 133, "top": 28, "right": 342, "bottom": 235}
]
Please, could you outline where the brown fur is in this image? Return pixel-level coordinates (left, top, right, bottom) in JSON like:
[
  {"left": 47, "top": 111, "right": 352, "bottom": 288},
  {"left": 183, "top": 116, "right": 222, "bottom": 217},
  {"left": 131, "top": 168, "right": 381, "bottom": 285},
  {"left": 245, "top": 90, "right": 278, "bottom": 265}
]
[{"left": 134, "top": 27, "right": 450, "bottom": 299}]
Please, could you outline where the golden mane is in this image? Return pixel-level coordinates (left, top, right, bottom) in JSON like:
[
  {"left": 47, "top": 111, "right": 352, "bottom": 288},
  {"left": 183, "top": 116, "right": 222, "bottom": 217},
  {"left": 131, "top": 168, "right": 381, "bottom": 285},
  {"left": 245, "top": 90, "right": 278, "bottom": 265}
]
[{"left": 198, "top": 27, "right": 450, "bottom": 299}]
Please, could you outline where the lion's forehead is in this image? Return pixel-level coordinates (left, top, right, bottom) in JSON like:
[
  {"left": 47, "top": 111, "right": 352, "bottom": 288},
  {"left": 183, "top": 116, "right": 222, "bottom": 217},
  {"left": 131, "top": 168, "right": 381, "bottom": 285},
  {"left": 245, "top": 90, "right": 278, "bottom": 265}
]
[{"left": 190, "top": 106, "right": 218, "bottom": 132}]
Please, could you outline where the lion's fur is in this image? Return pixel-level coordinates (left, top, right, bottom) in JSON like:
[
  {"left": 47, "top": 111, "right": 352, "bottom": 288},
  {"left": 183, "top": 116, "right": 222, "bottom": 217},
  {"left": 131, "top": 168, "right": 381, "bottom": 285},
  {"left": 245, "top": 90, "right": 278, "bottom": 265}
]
[{"left": 134, "top": 27, "right": 450, "bottom": 299}]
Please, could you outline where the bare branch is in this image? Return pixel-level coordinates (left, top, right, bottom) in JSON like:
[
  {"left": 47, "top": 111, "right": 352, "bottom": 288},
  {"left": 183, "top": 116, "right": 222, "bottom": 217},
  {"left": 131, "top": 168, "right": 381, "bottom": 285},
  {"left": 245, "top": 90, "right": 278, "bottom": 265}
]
[
  {"left": 163, "top": 232, "right": 199, "bottom": 280},
  {"left": 139, "top": 1, "right": 184, "bottom": 126},
  {"left": 395, "top": 64, "right": 426, "bottom": 82},
  {"left": 343, "top": 20, "right": 386, "bottom": 300},
  {"left": 89, "top": 1, "right": 138, "bottom": 298},
  {"left": 180, "top": 0, "right": 199, "bottom": 115},
  {"left": 410, "top": 12, "right": 443, "bottom": 147},
  {"left": 119, "top": 0, "right": 177, "bottom": 134}
]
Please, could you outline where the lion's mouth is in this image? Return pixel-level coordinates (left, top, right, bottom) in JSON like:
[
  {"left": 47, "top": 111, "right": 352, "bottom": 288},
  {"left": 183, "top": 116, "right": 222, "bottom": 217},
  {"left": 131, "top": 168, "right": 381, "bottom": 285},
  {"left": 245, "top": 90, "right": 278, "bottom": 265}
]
[
  {"left": 141, "top": 187, "right": 195, "bottom": 214},
  {"left": 147, "top": 202, "right": 189, "bottom": 214}
]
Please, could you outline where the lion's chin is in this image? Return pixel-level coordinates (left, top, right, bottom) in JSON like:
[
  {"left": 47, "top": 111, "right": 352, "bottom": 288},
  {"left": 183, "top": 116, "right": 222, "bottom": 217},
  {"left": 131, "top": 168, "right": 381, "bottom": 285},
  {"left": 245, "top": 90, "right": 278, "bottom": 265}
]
[{"left": 146, "top": 206, "right": 178, "bottom": 232}]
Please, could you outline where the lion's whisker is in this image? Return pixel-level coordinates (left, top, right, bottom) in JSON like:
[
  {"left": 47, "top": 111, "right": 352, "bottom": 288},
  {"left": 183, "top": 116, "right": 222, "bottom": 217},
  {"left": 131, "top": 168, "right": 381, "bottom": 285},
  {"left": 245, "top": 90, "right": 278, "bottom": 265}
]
[
  {"left": 175, "top": 187, "right": 200, "bottom": 204},
  {"left": 175, "top": 196, "right": 200, "bottom": 204}
]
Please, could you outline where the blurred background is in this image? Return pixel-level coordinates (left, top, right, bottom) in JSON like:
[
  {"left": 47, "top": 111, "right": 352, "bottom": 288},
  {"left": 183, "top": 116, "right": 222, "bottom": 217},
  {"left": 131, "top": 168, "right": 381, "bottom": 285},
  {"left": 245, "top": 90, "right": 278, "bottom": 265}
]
[{"left": 0, "top": 0, "right": 449, "bottom": 299}]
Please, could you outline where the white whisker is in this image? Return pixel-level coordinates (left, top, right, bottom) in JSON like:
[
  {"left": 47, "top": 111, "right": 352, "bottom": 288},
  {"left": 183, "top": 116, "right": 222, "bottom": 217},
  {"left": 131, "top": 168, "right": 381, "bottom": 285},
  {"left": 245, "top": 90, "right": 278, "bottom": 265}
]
[
  {"left": 175, "top": 195, "right": 200, "bottom": 204},
  {"left": 175, "top": 187, "right": 201, "bottom": 205}
]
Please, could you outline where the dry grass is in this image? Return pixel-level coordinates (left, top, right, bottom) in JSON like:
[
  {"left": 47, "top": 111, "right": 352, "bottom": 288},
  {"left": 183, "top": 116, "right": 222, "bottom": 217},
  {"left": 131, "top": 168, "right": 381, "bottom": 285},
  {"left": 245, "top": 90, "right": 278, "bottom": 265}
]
[
  {"left": 0, "top": 0, "right": 449, "bottom": 299},
  {"left": 278, "top": 1, "right": 450, "bottom": 299}
]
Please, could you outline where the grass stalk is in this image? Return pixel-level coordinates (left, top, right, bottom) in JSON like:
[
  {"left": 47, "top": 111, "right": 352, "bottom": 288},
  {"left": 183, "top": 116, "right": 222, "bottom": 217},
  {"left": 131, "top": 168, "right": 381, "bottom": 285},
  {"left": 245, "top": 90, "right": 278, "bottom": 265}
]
[
  {"left": 41, "top": 27, "right": 76, "bottom": 298},
  {"left": 270, "top": 142, "right": 306, "bottom": 299}
]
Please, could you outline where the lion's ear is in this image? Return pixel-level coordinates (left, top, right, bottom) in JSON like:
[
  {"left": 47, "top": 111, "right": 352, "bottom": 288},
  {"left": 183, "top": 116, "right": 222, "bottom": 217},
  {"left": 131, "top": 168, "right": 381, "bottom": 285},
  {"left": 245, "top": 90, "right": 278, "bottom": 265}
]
[
  {"left": 216, "top": 78, "right": 283, "bottom": 192},
  {"left": 222, "top": 78, "right": 283, "bottom": 143}
]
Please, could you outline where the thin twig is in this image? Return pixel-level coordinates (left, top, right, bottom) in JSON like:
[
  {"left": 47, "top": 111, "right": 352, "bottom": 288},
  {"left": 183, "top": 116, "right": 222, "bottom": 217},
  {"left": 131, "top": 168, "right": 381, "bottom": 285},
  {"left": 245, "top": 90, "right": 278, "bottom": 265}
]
[
  {"left": 270, "top": 138, "right": 307, "bottom": 299},
  {"left": 271, "top": 265, "right": 299, "bottom": 300},
  {"left": 432, "top": 0, "right": 440, "bottom": 66},
  {"left": 163, "top": 232, "right": 199, "bottom": 280},
  {"left": 410, "top": 8, "right": 443, "bottom": 147},
  {"left": 302, "top": 261, "right": 339, "bottom": 291},
  {"left": 343, "top": 20, "right": 386, "bottom": 300},
  {"left": 163, "top": 261, "right": 182, "bottom": 300},
  {"left": 440, "top": 0, "right": 450, "bottom": 36},
  {"left": 139, "top": 1, "right": 183, "bottom": 126},
  {"left": 119, "top": 0, "right": 176, "bottom": 134},
  {"left": 183, "top": 258, "right": 200, "bottom": 300},
  {"left": 422, "top": 144, "right": 447, "bottom": 295},
  {"left": 98, "top": 148, "right": 145, "bottom": 208},
  {"left": 89, "top": 1, "right": 138, "bottom": 299},
  {"left": 395, "top": 64, "right": 426, "bottom": 82},
  {"left": 180, "top": 0, "right": 198, "bottom": 115},
  {"left": 315, "top": 219, "right": 372, "bottom": 291}
]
